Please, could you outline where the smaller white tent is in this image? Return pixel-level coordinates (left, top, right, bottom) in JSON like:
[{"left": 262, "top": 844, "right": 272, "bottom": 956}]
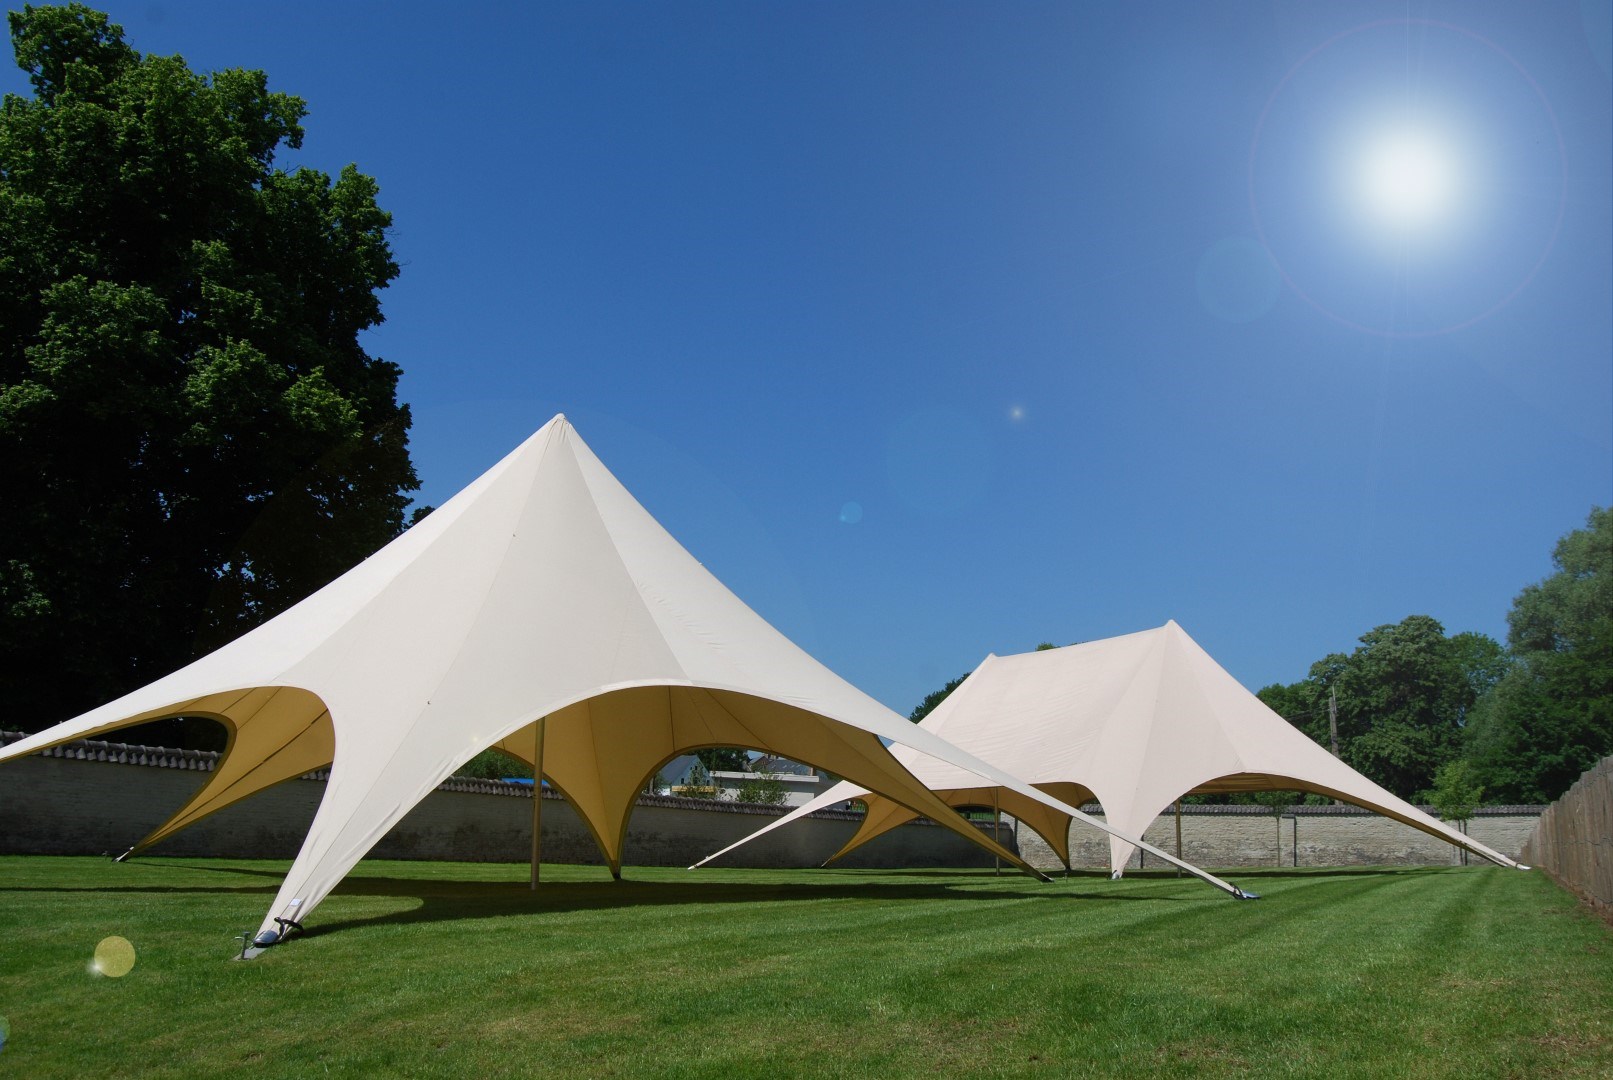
[
  {"left": 699, "top": 622, "right": 1523, "bottom": 874},
  {"left": 0, "top": 420, "right": 1252, "bottom": 953}
]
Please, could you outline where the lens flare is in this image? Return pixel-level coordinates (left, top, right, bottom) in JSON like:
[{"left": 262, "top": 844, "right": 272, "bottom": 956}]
[
  {"left": 1356, "top": 128, "right": 1457, "bottom": 230},
  {"left": 92, "top": 936, "right": 137, "bottom": 977}
]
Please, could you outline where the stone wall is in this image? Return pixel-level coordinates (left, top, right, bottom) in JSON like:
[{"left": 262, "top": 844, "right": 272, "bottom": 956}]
[
  {"left": 0, "top": 733, "right": 1544, "bottom": 872},
  {"left": 1015, "top": 803, "right": 1540, "bottom": 871},
  {"left": 0, "top": 735, "right": 1008, "bottom": 870}
]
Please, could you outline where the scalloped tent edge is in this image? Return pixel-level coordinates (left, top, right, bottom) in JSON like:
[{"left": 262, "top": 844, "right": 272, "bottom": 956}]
[
  {"left": 702, "top": 622, "right": 1525, "bottom": 876},
  {"left": 0, "top": 418, "right": 1253, "bottom": 954}
]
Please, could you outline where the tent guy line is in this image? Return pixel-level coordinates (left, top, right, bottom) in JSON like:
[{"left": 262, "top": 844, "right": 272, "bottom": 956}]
[{"left": 0, "top": 415, "right": 1253, "bottom": 959}]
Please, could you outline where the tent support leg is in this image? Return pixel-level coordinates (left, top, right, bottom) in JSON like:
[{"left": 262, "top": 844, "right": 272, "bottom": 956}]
[{"left": 530, "top": 716, "right": 546, "bottom": 890}]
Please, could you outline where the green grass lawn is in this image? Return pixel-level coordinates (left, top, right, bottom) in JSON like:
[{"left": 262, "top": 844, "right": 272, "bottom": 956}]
[{"left": 0, "top": 857, "right": 1607, "bottom": 1078}]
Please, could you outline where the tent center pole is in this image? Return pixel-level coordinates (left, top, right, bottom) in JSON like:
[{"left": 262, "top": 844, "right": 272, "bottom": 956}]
[
  {"left": 993, "top": 790, "right": 1001, "bottom": 876},
  {"left": 530, "top": 716, "right": 547, "bottom": 890},
  {"left": 1174, "top": 800, "right": 1183, "bottom": 877}
]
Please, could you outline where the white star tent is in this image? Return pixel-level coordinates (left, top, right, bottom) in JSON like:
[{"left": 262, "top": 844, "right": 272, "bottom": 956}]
[
  {"left": 0, "top": 419, "right": 1253, "bottom": 952},
  {"left": 698, "top": 622, "right": 1523, "bottom": 875}
]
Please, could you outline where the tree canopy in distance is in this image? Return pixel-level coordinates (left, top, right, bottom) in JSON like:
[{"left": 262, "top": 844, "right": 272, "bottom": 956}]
[
  {"left": 1464, "top": 507, "right": 1612, "bottom": 803},
  {"left": 909, "top": 672, "right": 970, "bottom": 724},
  {"left": 1256, "top": 615, "right": 1505, "bottom": 800},
  {"left": 0, "top": 5, "right": 419, "bottom": 737}
]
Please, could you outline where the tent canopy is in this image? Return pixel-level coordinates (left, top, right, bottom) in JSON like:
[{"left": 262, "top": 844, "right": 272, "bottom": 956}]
[
  {"left": 705, "top": 622, "right": 1522, "bottom": 874},
  {"left": 0, "top": 418, "right": 1248, "bottom": 950}
]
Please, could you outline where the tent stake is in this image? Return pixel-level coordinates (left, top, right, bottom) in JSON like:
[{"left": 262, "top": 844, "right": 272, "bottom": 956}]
[{"left": 530, "top": 716, "right": 546, "bottom": 890}]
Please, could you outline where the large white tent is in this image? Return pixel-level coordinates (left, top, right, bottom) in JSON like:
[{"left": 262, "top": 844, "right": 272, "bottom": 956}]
[
  {"left": 699, "top": 622, "right": 1523, "bottom": 875},
  {"left": 0, "top": 419, "right": 1253, "bottom": 952}
]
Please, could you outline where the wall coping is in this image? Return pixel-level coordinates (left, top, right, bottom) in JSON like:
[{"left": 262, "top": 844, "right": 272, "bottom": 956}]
[
  {"left": 0, "top": 730, "right": 876, "bottom": 822},
  {"left": 1080, "top": 802, "right": 1544, "bottom": 817},
  {"left": 0, "top": 731, "right": 1542, "bottom": 820}
]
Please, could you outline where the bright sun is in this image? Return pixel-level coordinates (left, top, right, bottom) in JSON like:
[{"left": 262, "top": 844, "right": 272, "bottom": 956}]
[{"left": 1355, "top": 128, "right": 1459, "bottom": 232}]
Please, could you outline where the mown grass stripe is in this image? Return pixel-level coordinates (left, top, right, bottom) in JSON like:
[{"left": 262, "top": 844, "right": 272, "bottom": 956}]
[{"left": 0, "top": 857, "right": 1607, "bottom": 1079}]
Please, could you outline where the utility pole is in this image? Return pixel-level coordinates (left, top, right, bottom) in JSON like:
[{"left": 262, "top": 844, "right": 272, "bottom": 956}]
[
  {"left": 1328, "top": 688, "right": 1340, "bottom": 758},
  {"left": 1328, "top": 689, "right": 1343, "bottom": 806}
]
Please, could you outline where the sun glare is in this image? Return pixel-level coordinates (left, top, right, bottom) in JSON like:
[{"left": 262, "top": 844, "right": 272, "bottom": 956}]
[{"left": 1355, "top": 128, "right": 1459, "bottom": 232}]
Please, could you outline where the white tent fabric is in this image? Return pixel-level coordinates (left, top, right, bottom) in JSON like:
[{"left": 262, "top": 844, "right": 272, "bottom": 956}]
[
  {"left": 701, "top": 622, "right": 1522, "bottom": 875},
  {"left": 0, "top": 418, "right": 1250, "bottom": 950}
]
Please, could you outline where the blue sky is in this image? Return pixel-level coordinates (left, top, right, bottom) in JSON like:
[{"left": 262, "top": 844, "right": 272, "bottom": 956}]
[{"left": 6, "top": 2, "right": 1608, "bottom": 714}]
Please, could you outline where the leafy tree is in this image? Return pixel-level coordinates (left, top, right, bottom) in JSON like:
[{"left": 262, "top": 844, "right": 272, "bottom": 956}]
[
  {"left": 1467, "top": 508, "right": 1613, "bottom": 803},
  {"left": 1247, "top": 788, "right": 1299, "bottom": 866},
  {"left": 456, "top": 749, "right": 532, "bottom": 782},
  {"left": 1258, "top": 616, "right": 1501, "bottom": 800},
  {"left": 910, "top": 672, "right": 970, "bottom": 724},
  {"left": 730, "top": 770, "right": 787, "bottom": 806},
  {"left": 1426, "top": 759, "right": 1484, "bottom": 865},
  {"left": 0, "top": 6, "right": 418, "bottom": 735},
  {"left": 1256, "top": 681, "right": 1315, "bottom": 734},
  {"left": 1426, "top": 760, "right": 1483, "bottom": 824},
  {"left": 695, "top": 748, "right": 748, "bottom": 772},
  {"left": 1448, "top": 632, "right": 1509, "bottom": 715}
]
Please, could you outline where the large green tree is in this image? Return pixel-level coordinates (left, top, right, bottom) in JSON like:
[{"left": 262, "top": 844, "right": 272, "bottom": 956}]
[
  {"left": 1257, "top": 616, "right": 1502, "bottom": 800},
  {"left": 1466, "top": 508, "right": 1613, "bottom": 803},
  {"left": 0, "top": 5, "right": 417, "bottom": 731}
]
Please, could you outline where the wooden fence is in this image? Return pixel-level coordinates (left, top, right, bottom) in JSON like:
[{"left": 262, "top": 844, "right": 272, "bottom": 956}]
[{"left": 1521, "top": 755, "right": 1612, "bottom": 921}]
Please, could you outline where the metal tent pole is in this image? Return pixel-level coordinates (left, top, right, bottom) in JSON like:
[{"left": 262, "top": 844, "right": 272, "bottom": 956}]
[
  {"left": 993, "top": 789, "right": 1002, "bottom": 876},
  {"left": 530, "top": 716, "right": 547, "bottom": 890},
  {"left": 1174, "top": 800, "right": 1183, "bottom": 877}
]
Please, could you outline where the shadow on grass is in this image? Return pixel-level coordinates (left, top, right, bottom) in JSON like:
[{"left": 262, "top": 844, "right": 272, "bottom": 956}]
[
  {"left": 298, "top": 874, "right": 1204, "bottom": 941},
  {"left": 0, "top": 857, "right": 1222, "bottom": 942}
]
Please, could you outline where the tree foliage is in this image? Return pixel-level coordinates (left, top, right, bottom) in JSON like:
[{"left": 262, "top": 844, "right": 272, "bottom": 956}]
[
  {"left": 910, "top": 672, "right": 970, "bottom": 724},
  {"left": 455, "top": 749, "right": 532, "bottom": 782},
  {"left": 695, "top": 748, "right": 749, "bottom": 772},
  {"left": 0, "top": 5, "right": 418, "bottom": 731},
  {"left": 1465, "top": 508, "right": 1612, "bottom": 803},
  {"left": 1257, "top": 616, "right": 1502, "bottom": 800},
  {"left": 731, "top": 770, "right": 788, "bottom": 806},
  {"left": 1427, "top": 760, "right": 1483, "bottom": 824}
]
